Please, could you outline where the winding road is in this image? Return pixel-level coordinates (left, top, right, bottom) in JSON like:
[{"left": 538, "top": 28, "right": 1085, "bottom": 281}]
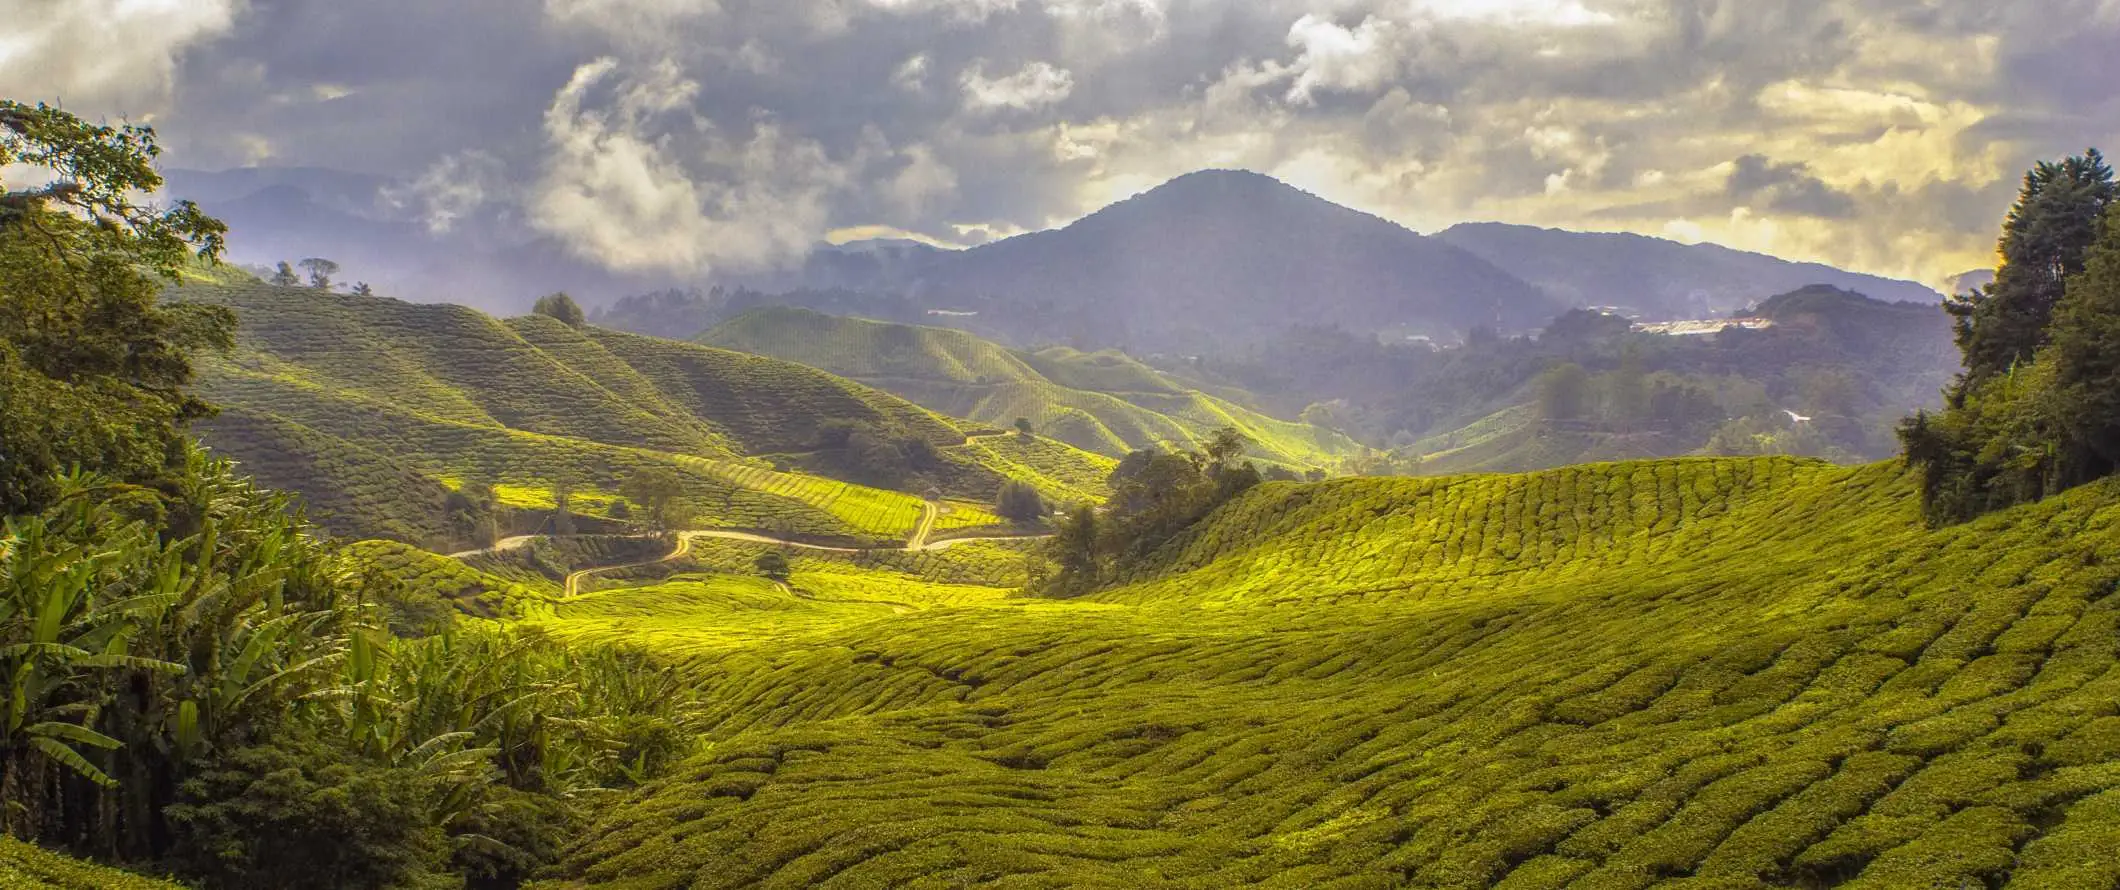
[{"left": 534, "top": 498, "right": 1049, "bottom": 597}]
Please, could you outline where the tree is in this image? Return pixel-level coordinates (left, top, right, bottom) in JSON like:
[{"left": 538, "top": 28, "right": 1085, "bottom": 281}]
[
  {"left": 552, "top": 482, "right": 576, "bottom": 536},
  {"left": 533, "top": 292, "right": 586, "bottom": 328},
  {"left": 1014, "top": 417, "right": 1034, "bottom": 437},
  {"left": 1536, "top": 362, "right": 1591, "bottom": 422},
  {"left": 0, "top": 100, "right": 232, "bottom": 513},
  {"left": 753, "top": 551, "right": 791, "bottom": 583},
  {"left": 298, "top": 257, "right": 338, "bottom": 290},
  {"left": 2041, "top": 201, "right": 2120, "bottom": 489},
  {"left": 622, "top": 468, "right": 684, "bottom": 530},
  {"left": 270, "top": 261, "right": 301, "bottom": 286},
  {"left": 351, "top": 281, "right": 373, "bottom": 296},
  {"left": 994, "top": 481, "right": 1047, "bottom": 524},
  {"left": 1946, "top": 149, "right": 2115, "bottom": 393},
  {"left": 1901, "top": 149, "right": 2120, "bottom": 524}
]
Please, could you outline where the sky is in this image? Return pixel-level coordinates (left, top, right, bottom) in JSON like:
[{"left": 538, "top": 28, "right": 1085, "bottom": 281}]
[{"left": 6, "top": 0, "right": 2120, "bottom": 289}]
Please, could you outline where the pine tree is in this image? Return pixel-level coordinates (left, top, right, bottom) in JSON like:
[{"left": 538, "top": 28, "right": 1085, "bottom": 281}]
[
  {"left": 2042, "top": 202, "right": 2120, "bottom": 489},
  {"left": 1946, "top": 149, "right": 2114, "bottom": 394}
]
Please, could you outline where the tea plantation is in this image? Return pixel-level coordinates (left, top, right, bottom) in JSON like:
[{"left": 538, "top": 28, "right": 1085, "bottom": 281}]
[
  {"left": 177, "top": 286, "right": 1115, "bottom": 548},
  {"left": 701, "top": 307, "right": 1360, "bottom": 470},
  {"left": 520, "top": 456, "right": 2120, "bottom": 889}
]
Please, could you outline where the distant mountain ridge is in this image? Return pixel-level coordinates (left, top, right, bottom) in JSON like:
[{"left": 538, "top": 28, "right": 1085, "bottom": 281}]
[
  {"left": 742, "top": 170, "right": 1568, "bottom": 353},
  {"left": 1435, "top": 222, "right": 1944, "bottom": 319}
]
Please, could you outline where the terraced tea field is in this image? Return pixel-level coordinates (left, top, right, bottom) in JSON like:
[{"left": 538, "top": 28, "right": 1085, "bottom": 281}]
[
  {"left": 523, "top": 457, "right": 2120, "bottom": 889},
  {"left": 180, "top": 285, "right": 1111, "bottom": 548},
  {"left": 701, "top": 307, "right": 1361, "bottom": 470}
]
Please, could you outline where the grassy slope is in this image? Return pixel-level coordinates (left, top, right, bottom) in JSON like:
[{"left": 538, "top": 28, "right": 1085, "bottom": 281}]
[
  {"left": 530, "top": 457, "right": 2120, "bottom": 889},
  {"left": 700, "top": 308, "right": 1361, "bottom": 469},
  {"left": 0, "top": 837, "right": 184, "bottom": 890},
  {"left": 182, "top": 286, "right": 1111, "bottom": 547}
]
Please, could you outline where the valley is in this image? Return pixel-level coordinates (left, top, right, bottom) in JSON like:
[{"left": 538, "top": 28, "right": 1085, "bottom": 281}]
[{"left": 5, "top": 83, "right": 2120, "bottom": 890}]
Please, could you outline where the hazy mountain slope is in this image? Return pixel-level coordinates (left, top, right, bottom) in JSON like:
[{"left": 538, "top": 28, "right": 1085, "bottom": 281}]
[
  {"left": 529, "top": 457, "right": 2120, "bottom": 888},
  {"left": 754, "top": 170, "right": 1564, "bottom": 352},
  {"left": 701, "top": 307, "right": 1364, "bottom": 468},
  {"left": 182, "top": 285, "right": 1113, "bottom": 548},
  {"left": 1436, "top": 222, "right": 1944, "bottom": 318},
  {"left": 161, "top": 166, "right": 656, "bottom": 313}
]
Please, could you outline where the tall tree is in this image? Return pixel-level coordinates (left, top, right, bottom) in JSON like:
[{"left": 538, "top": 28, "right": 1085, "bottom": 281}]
[
  {"left": 1946, "top": 149, "right": 2114, "bottom": 394},
  {"left": 0, "top": 101, "right": 231, "bottom": 513},
  {"left": 270, "top": 261, "right": 301, "bottom": 286},
  {"left": 299, "top": 257, "right": 339, "bottom": 290},
  {"left": 2041, "top": 201, "right": 2120, "bottom": 489}
]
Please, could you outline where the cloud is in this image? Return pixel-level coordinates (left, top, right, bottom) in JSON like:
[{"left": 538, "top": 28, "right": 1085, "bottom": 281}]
[
  {"left": 960, "top": 61, "right": 1076, "bottom": 112},
  {"left": 72, "top": 0, "right": 2120, "bottom": 294},
  {"left": 383, "top": 150, "right": 509, "bottom": 234},
  {"left": 1725, "top": 154, "right": 1859, "bottom": 219},
  {"left": 529, "top": 57, "right": 853, "bottom": 273},
  {"left": 1283, "top": 15, "right": 1411, "bottom": 105},
  {"left": 0, "top": 0, "right": 237, "bottom": 113}
]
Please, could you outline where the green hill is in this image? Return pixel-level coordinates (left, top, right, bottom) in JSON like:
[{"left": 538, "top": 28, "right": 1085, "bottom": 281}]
[
  {"left": 700, "top": 307, "right": 1362, "bottom": 469},
  {"left": 522, "top": 456, "right": 2120, "bottom": 888},
  {"left": 180, "top": 286, "right": 1113, "bottom": 549}
]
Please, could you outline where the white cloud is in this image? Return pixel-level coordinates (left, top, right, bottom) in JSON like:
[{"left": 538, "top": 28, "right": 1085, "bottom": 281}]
[
  {"left": 960, "top": 60, "right": 1075, "bottom": 113},
  {"left": 892, "top": 54, "right": 932, "bottom": 92},
  {"left": 0, "top": 0, "right": 237, "bottom": 113},
  {"left": 383, "top": 150, "right": 508, "bottom": 235},
  {"left": 530, "top": 57, "right": 852, "bottom": 274},
  {"left": 1284, "top": 15, "right": 1411, "bottom": 105}
]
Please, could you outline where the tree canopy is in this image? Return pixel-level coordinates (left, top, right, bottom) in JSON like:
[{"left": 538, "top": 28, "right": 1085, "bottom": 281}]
[
  {"left": 0, "top": 101, "right": 233, "bottom": 513},
  {"left": 1902, "top": 149, "right": 2120, "bottom": 523}
]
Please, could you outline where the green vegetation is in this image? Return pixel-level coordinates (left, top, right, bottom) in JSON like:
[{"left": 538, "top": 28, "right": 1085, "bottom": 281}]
[
  {"left": 178, "top": 287, "right": 1110, "bottom": 548},
  {"left": 1180, "top": 285, "right": 1956, "bottom": 475},
  {"left": 700, "top": 307, "right": 1363, "bottom": 470},
  {"left": 505, "top": 454, "right": 2120, "bottom": 889},
  {"left": 1904, "top": 149, "right": 2120, "bottom": 524},
  {"left": 0, "top": 836, "right": 183, "bottom": 889},
  {"left": 0, "top": 103, "right": 707, "bottom": 890}
]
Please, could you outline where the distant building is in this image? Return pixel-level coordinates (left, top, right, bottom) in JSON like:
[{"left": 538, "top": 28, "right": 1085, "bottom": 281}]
[
  {"left": 926, "top": 309, "right": 978, "bottom": 317},
  {"left": 1632, "top": 318, "right": 1776, "bottom": 336}
]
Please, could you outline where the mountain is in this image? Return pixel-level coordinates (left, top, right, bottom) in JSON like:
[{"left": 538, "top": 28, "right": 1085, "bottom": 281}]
[
  {"left": 180, "top": 283, "right": 1115, "bottom": 549},
  {"left": 742, "top": 170, "right": 1568, "bottom": 353},
  {"left": 1180, "top": 286, "right": 1956, "bottom": 472},
  {"left": 1435, "top": 221, "right": 1945, "bottom": 319},
  {"left": 521, "top": 455, "right": 2120, "bottom": 888},
  {"left": 700, "top": 307, "right": 1365, "bottom": 469}
]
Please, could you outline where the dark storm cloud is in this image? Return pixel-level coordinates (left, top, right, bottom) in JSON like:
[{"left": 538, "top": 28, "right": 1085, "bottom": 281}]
[
  {"left": 16, "top": 0, "right": 2120, "bottom": 283},
  {"left": 1726, "top": 155, "right": 1858, "bottom": 219}
]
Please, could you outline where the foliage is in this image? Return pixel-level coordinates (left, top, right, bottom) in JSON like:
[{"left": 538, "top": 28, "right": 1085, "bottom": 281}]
[
  {"left": 519, "top": 457, "right": 2120, "bottom": 889},
  {"left": 1903, "top": 154, "right": 2120, "bottom": 524},
  {"left": 298, "top": 257, "right": 338, "bottom": 290},
  {"left": 1035, "top": 427, "right": 1260, "bottom": 595},
  {"left": 0, "top": 102, "right": 233, "bottom": 514},
  {"left": 1945, "top": 149, "right": 2115, "bottom": 389},
  {"left": 531, "top": 292, "right": 585, "bottom": 328},
  {"left": 753, "top": 551, "right": 790, "bottom": 583},
  {"left": 993, "top": 480, "right": 1047, "bottom": 524},
  {"left": 163, "top": 736, "right": 451, "bottom": 890},
  {"left": 0, "top": 836, "right": 182, "bottom": 889}
]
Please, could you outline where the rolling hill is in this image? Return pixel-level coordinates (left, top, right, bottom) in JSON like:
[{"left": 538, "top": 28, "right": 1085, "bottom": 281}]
[
  {"left": 743, "top": 170, "right": 1565, "bottom": 352},
  {"left": 699, "top": 307, "right": 1364, "bottom": 469},
  {"left": 180, "top": 285, "right": 1114, "bottom": 550},
  {"left": 1435, "top": 222, "right": 1944, "bottom": 320},
  {"left": 513, "top": 456, "right": 2120, "bottom": 888}
]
